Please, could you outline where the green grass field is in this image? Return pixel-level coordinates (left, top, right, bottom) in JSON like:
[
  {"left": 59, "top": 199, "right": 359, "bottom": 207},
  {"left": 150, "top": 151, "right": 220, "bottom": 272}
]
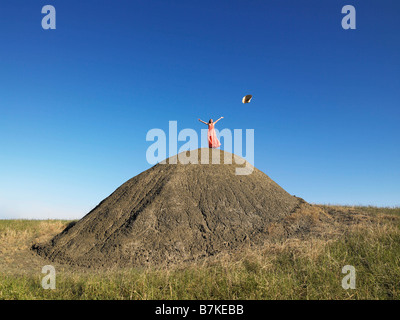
[{"left": 1, "top": 206, "right": 399, "bottom": 300}]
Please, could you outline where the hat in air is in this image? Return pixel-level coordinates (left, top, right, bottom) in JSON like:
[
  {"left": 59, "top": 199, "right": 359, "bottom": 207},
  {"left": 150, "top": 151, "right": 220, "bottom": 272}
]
[{"left": 242, "top": 94, "right": 252, "bottom": 103}]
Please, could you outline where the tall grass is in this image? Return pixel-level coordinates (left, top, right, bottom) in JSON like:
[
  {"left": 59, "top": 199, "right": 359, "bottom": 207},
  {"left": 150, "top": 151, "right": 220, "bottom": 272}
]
[{"left": 0, "top": 207, "right": 399, "bottom": 300}]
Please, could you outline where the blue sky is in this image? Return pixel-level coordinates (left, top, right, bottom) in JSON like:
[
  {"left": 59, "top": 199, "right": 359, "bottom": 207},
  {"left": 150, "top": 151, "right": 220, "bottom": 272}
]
[{"left": 0, "top": 0, "right": 399, "bottom": 219}]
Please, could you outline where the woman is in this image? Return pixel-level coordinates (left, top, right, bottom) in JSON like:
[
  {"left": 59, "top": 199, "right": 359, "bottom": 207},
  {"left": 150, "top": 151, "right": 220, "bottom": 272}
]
[{"left": 198, "top": 117, "right": 224, "bottom": 148}]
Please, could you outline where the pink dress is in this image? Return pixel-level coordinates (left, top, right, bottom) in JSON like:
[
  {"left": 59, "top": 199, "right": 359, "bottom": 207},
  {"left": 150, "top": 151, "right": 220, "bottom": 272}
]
[{"left": 208, "top": 123, "right": 221, "bottom": 148}]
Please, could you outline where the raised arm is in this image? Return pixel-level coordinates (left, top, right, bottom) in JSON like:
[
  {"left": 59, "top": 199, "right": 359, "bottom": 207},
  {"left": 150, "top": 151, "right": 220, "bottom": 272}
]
[
  {"left": 198, "top": 118, "right": 208, "bottom": 125},
  {"left": 213, "top": 116, "right": 224, "bottom": 124}
]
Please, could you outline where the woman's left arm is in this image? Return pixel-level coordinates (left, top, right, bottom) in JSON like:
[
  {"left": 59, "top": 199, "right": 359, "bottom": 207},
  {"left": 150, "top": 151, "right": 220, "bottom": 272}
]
[{"left": 214, "top": 116, "right": 224, "bottom": 124}]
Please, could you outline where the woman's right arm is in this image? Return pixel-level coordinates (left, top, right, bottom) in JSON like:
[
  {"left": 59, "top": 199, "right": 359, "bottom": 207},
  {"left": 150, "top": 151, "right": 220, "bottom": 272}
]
[{"left": 198, "top": 119, "right": 208, "bottom": 125}]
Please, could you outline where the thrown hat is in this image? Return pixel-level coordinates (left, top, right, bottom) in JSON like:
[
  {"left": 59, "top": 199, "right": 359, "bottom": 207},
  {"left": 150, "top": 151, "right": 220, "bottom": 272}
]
[{"left": 242, "top": 94, "right": 252, "bottom": 103}]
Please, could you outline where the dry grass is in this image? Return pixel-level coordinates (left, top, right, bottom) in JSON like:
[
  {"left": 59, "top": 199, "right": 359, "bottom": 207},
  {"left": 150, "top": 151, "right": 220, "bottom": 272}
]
[
  {"left": 0, "top": 205, "right": 399, "bottom": 299},
  {"left": 0, "top": 220, "right": 65, "bottom": 255},
  {"left": 0, "top": 220, "right": 69, "bottom": 276}
]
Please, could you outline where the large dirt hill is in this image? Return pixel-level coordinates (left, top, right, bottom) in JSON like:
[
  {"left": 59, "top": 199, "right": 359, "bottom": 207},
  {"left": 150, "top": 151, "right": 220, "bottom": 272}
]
[{"left": 34, "top": 148, "right": 303, "bottom": 268}]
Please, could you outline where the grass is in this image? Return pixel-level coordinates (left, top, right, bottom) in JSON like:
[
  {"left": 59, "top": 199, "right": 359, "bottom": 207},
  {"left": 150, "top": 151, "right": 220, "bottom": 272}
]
[
  {"left": 319, "top": 204, "right": 400, "bottom": 216},
  {"left": 0, "top": 206, "right": 399, "bottom": 300}
]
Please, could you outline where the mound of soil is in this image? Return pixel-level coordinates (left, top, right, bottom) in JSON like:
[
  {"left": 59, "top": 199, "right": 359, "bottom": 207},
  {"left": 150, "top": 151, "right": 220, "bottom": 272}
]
[{"left": 34, "top": 149, "right": 303, "bottom": 268}]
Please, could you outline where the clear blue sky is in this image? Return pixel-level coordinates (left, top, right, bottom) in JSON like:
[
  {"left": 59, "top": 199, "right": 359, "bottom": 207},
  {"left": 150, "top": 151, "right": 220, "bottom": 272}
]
[{"left": 0, "top": 0, "right": 399, "bottom": 219}]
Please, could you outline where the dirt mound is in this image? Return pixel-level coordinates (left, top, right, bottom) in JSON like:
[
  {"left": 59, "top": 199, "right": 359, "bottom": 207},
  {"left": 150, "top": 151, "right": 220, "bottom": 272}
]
[{"left": 34, "top": 148, "right": 303, "bottom": 268}]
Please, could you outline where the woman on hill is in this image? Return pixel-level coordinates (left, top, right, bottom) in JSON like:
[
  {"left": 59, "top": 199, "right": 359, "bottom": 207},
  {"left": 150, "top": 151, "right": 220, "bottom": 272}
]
[{"left": 198, "top": 117, "right": 223, "bottom": 148}]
